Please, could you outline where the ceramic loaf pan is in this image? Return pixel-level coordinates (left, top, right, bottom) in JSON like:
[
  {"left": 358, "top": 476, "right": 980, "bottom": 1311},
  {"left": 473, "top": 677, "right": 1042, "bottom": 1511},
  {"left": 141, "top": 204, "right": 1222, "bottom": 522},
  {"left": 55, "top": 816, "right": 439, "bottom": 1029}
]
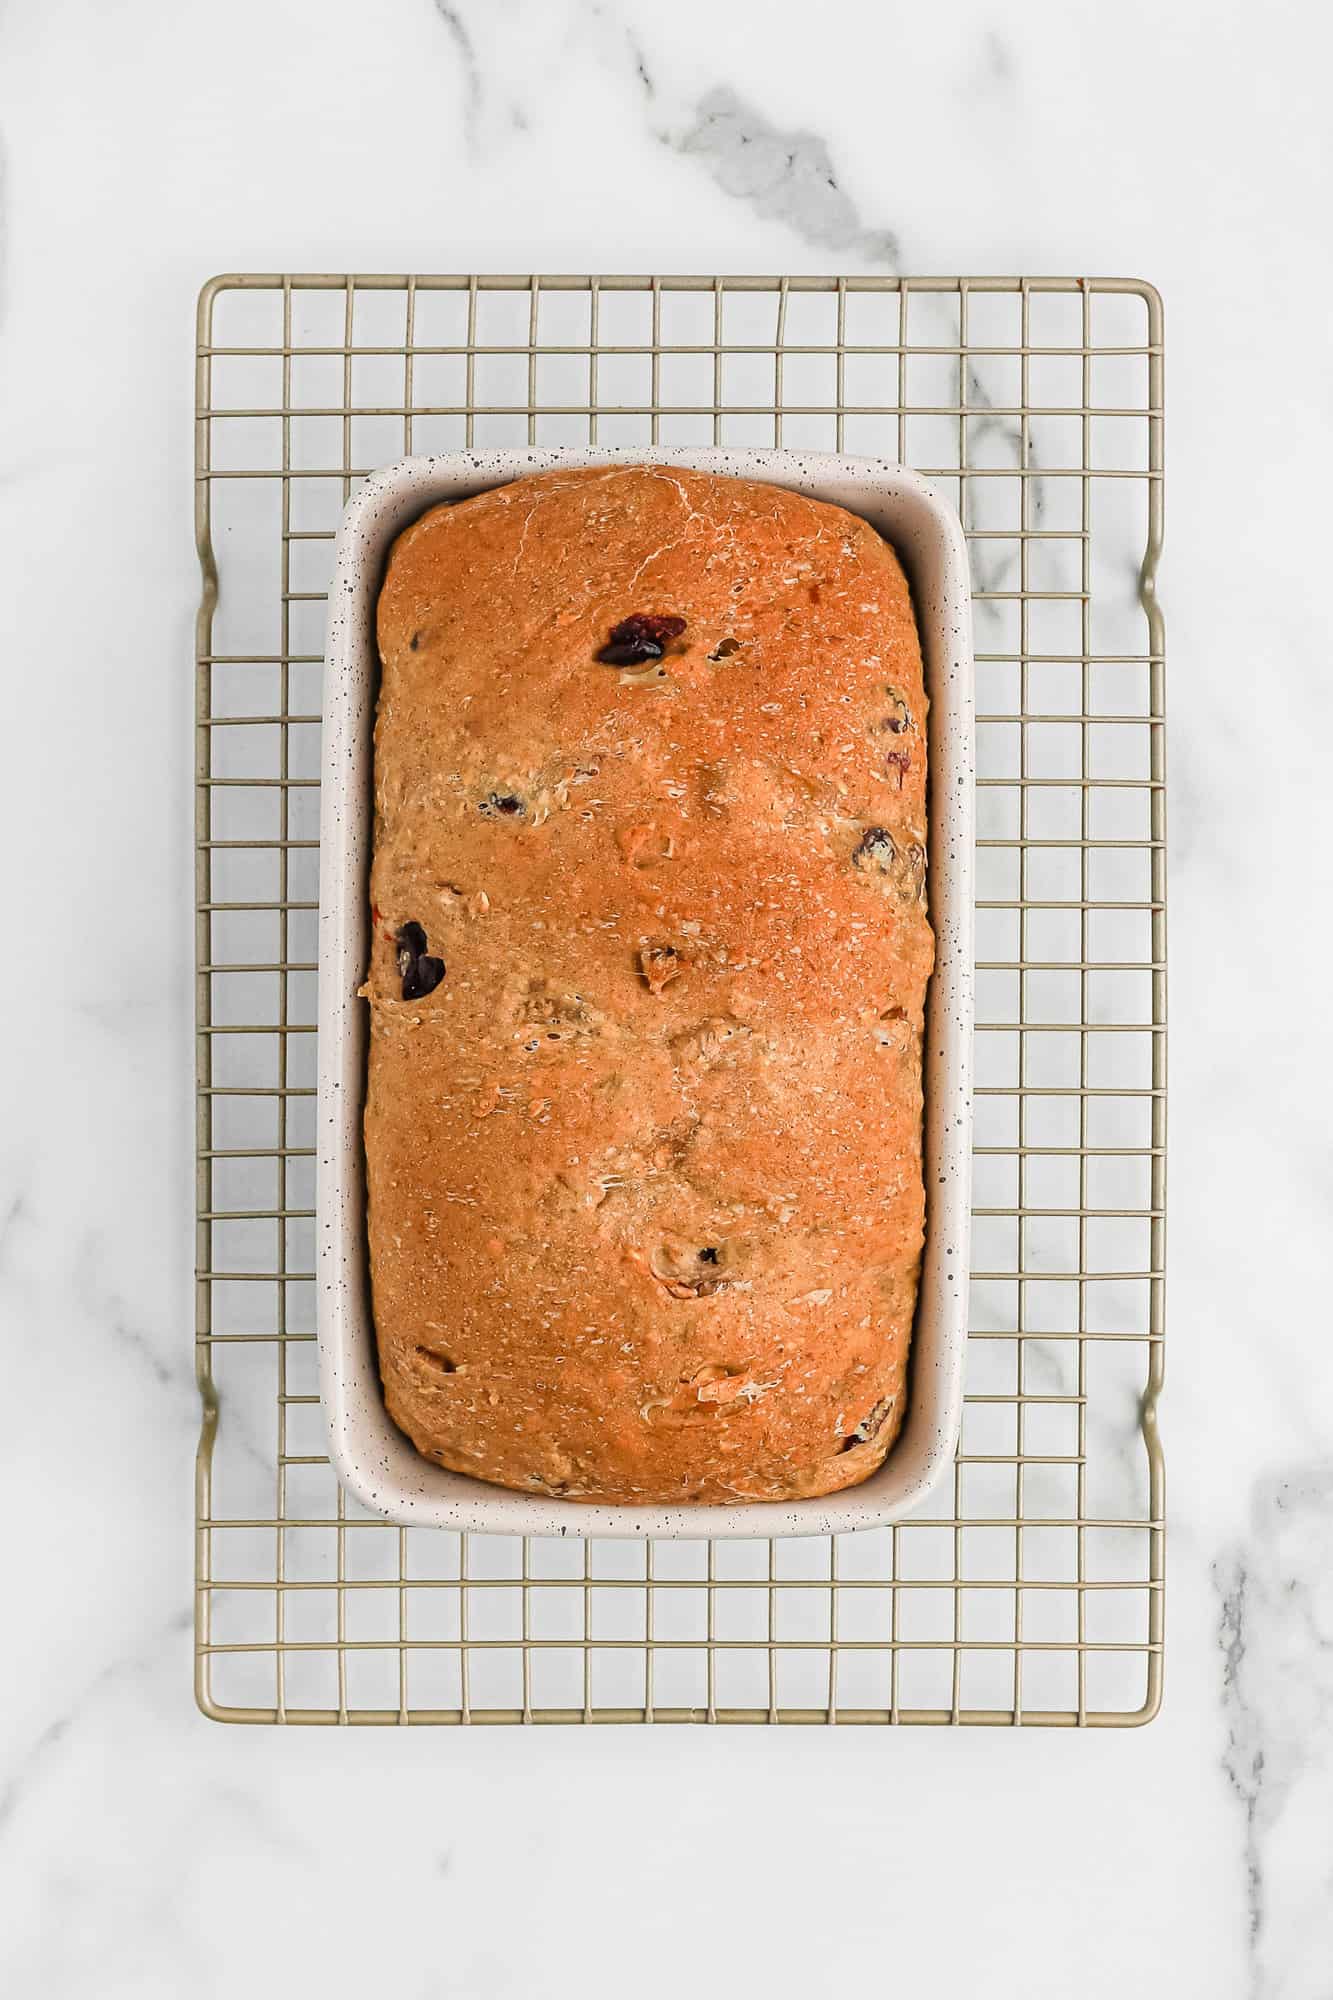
[{"left": 318, "top": 447, "right": 974, "bottom": 1536}]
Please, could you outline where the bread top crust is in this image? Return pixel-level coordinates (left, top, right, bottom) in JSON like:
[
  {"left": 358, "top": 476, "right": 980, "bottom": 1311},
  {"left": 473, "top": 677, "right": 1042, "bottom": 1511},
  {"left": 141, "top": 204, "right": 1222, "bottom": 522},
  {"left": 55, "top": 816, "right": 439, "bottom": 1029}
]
[{"left": 366, "top": 463, "right": 932, "bottom": 1503}]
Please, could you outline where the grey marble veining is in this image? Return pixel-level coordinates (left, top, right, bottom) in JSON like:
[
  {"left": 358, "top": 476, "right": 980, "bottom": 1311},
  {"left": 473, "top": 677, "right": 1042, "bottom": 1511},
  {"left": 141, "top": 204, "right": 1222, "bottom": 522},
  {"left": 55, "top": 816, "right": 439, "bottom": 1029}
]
[
  {"left": 674, "top": 87, "right": 899, "bottom": 263},
  {"left": 432, "top": 2, "right": 483, "bottom": 156},
  {"left": 1217, "top": 1468, "right": 1333, "bottom": 1999}
]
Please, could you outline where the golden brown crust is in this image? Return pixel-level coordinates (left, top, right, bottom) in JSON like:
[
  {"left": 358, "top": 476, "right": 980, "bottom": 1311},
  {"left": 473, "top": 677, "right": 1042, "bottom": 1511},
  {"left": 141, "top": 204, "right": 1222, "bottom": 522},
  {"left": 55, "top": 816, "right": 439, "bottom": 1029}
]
[{"left": 366, "top": 464, "right": 932, "bottom": 1503}]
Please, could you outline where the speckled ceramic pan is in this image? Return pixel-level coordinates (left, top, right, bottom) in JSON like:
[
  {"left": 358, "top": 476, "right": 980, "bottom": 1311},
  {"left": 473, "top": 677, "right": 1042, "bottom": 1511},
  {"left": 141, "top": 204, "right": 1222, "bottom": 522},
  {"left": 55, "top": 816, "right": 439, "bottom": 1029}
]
[{"left": 318, "top": 447, "right": 973, "bottom": 1536}]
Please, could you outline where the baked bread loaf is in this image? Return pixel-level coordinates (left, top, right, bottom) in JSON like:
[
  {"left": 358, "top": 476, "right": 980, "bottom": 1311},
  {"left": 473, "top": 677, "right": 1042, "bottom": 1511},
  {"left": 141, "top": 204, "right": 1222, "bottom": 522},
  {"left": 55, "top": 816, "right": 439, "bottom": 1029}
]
[{"left": 366, "top": 463, "right": 932, "bottom": 1504}]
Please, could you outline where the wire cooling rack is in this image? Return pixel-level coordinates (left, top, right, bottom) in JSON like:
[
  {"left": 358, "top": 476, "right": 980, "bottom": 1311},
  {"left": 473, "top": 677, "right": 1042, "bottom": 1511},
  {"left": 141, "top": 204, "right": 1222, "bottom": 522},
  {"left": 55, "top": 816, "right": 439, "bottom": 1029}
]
[{"left": 194, "top": 273, "right": 1165, "bottom": 1726}]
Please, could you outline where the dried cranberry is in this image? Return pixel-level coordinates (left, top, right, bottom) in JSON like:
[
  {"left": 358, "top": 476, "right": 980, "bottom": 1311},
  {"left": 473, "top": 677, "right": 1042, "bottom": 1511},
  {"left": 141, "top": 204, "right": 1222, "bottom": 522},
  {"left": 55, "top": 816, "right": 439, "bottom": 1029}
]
[
  {"left": 698, "top": 1247, "right": 720, "bottom": 1265},
  {"left": 480, "top": 793, "right": 525, "bottom": 816},
  {"left": 599, "top": 638, "right": 663, "bottom": 665},
  {"left": 597, "top": 613, "right": 686, "bottom": 664},
  {"left": 853, "top": 827, "right": 896, "bottom": 867},
  {"left": 403, "top": 954, "right": 445, "bottom": 1000},
  {"left": 617, "top": 613, "right": 687, "bottom": 646},
  {"left": 880, "top": 690, "right": 911, "bottom": 733},
  {"left": 841, "top": 1394, "right": 894, "bottom": 1450},
  {"left": 884, "top": 747, "right": 912, "bottom": 788},
  {"left": 396, "top": 921, "right": 445, "bottom": 1002}
]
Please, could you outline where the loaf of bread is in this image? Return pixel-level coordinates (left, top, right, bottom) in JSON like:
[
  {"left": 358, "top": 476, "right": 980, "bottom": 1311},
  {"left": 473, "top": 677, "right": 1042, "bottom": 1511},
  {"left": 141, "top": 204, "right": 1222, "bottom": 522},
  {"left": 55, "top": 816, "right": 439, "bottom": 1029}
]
[{"left": 365, "top": 463, "right": 931, "bottom": 1504}]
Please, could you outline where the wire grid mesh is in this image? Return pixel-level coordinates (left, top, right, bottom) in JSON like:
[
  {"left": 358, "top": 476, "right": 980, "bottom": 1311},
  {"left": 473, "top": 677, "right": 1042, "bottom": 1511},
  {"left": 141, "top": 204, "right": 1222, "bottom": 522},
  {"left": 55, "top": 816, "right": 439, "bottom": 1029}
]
[{"left": 194, "top": 272, "right": 1165, "bottom": 1726}]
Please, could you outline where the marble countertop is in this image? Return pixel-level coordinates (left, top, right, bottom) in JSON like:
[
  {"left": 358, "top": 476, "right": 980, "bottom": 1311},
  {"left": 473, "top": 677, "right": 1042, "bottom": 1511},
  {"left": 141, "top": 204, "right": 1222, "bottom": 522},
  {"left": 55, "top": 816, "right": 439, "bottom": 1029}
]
[{"left": 1, "top": 1, "right": 1330, "bottom": 1995}]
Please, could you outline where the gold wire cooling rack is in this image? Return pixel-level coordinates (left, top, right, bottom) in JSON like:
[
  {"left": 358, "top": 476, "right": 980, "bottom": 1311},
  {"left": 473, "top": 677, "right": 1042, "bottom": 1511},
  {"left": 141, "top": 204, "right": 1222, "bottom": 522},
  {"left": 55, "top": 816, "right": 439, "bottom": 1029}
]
[{"left": 194, "top": 272, "right": 1165, "bottom": 1726}]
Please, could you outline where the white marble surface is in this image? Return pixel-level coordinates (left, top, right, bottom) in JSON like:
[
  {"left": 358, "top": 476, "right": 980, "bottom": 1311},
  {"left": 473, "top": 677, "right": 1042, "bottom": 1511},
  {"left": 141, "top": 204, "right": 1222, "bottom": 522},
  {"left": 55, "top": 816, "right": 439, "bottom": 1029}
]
[{"left": 1, "top": 1, "right": 1331, "bottom": 1995}]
